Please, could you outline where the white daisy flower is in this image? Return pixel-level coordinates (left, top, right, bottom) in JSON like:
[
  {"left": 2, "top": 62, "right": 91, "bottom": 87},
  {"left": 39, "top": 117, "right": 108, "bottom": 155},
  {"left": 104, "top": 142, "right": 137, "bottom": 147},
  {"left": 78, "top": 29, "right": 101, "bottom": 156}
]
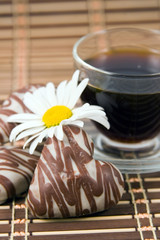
[{"left": 8, "top": 70, "right": 110, "bottom": 154}]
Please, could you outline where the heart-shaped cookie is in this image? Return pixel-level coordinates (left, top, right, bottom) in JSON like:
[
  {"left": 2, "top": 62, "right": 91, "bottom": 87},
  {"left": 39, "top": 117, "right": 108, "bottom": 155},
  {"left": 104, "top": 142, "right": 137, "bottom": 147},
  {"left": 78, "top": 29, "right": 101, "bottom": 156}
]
[
  {"left": 27, "top": 125, "right": 124, "bottom": 218},
  {"left": 0, "top": 146, "right": 40, "bottom": 204}
]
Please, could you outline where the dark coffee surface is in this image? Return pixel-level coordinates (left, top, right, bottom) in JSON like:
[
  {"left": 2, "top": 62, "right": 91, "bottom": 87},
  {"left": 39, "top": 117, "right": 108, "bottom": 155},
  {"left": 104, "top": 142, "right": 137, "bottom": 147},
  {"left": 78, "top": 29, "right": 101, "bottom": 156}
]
[
  {"left": 86, "top": 49, "right": 160, "bottom": 75},
  {"left": 82, "top": 49, "right": 160, "bottom": 143}
]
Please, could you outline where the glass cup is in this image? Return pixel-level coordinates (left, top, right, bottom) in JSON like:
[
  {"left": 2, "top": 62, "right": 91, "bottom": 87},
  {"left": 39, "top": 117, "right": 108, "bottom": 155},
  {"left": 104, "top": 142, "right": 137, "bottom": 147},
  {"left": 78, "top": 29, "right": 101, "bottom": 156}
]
[{"left": 73, "top": 28, "right": 160, "bottom": 173}]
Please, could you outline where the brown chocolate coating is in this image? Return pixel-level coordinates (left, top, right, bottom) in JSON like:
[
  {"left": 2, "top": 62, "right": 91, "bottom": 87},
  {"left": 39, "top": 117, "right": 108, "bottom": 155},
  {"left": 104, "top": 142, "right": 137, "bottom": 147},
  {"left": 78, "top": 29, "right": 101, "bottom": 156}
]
[
  {"left": 27, "top": 125, "right": 124, "bottom": 218},
  {"left": 0, "top": 146, "right": 40, "bottom": 204},
  {"left": 0, "top": 84, "right": 42, "bottom": 144}
]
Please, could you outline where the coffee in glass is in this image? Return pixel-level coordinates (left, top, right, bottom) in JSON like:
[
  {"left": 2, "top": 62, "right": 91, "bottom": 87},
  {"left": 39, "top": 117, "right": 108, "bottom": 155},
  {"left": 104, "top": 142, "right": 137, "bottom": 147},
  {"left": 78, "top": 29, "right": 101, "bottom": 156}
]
[{"left": 73, "top": 28, "right": 160, "bottom": 173}]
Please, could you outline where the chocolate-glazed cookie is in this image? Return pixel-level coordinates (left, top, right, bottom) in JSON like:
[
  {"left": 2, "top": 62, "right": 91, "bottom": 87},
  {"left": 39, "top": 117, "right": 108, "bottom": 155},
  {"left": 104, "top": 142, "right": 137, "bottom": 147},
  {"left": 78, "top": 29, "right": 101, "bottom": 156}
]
[
  {"left": 0, "top": 146, "right": 40, "bottom": 204},
  {"left": 27, "top": 125, "right": 124, "bottom": 218},
  {"left": 0, "top": 84, "right": 42, "bottom": 144}
]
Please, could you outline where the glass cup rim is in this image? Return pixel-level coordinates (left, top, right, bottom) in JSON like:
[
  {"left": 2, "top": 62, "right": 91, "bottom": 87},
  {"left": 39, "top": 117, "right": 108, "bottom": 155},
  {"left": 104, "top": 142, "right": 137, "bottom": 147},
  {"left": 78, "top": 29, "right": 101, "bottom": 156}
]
[{"left": 72, "top": 27, "right": 160, "bottom": 78}]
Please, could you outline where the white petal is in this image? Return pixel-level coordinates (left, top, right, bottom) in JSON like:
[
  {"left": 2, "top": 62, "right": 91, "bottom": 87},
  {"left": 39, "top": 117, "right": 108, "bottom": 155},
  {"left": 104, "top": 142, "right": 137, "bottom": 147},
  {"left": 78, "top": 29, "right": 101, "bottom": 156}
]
[
  {"left": 46, "top": 82, "right": 57, "bottom": 106},
  {"left": 29, "top": 129, "right": 48, "bottom": 154},
  {"left": 67, "top": 78, "right": 89, "bottom": 109},
  {"left": 16, "top": 126, "right": 45, "bottom": 141},
  {"left": 47, "top": 126, "right": 56, "bottom": 138},
  {"left": 56, "top": 80, "right": 67, "bottom": 105},
  {"left": 23, "top": 92, "right": 45, "bottom": 115},
  {"left": 34, "top": 87, "right": 51, "bottom": 111},
  {"left": 66, "top": 70, "right": 79, "bottom": 94},
  {"left": 72, "top": 103, "right": 90, "bottom": 114},
  {"left": 8, "top": 113, "right": 41, "bottom": 123},
  {"left": 61, "top": 118, "right": 84, "bottom": 128},
  {"left": 72, "top": 111, "right": 109, "bottom": 129},
  {"left": 23, "top": 133, "right": 41, "bottom": 149},
  {"left": 61, "top": 70, "right": 80, "bottom": 107},
  {"left": 83, "top": 104, "right": 105, "bottom": 111},
  {"left": 55, "top": 125, "right": 64, "bottom": 141},
  {"left": 69, "top": 120, "right": 84, "bottom": 128},
  {"left": 86, "top": 115, "right": 110, "bottom": 129},
  {"left": 73, "top": 110, "right": 106, "bottom": 120},
  {"left": 72, "top": 104, "right": 106, "bottom": 120},
  {"left": 71, "top": 70, "right": 79, "bottom": 86},
  {"left": 9, "top": 120, "right": 44, "bottom": 141},
  {"left": 71, "top": 103, "right": 110, "bottom": 129},
  {"left": 73, "top": 104, "right": 104, "bottom": 115}
]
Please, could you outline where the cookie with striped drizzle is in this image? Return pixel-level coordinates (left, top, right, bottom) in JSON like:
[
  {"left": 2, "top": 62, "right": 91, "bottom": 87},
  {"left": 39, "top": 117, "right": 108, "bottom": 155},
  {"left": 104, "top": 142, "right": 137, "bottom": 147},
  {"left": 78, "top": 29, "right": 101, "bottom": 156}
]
[
  {"left": 0, "top": 84, "right": 42, "bottom": 144},
  {"left": 27, "top": 125, "right": 124, "bottom": 218},
  {"left": 0, "top": 146, "right": 40, "bottom": 204}
]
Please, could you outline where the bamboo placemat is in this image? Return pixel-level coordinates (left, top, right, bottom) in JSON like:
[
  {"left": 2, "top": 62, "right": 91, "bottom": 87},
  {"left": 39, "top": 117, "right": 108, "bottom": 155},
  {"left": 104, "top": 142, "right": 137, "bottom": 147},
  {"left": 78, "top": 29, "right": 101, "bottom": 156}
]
[
  {"left": 0, "top": 171, "right": 160, "bottom": 240},
  {"left": 0, "top": 1, "right": 160, "bottom": 239}
]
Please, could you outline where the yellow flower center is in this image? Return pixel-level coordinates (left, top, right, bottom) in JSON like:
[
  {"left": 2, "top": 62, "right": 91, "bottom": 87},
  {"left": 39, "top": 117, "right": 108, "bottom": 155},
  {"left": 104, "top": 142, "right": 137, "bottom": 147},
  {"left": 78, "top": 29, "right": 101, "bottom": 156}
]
[{"left": 42, "top": 105, "right": 72, "bottom": 128}]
